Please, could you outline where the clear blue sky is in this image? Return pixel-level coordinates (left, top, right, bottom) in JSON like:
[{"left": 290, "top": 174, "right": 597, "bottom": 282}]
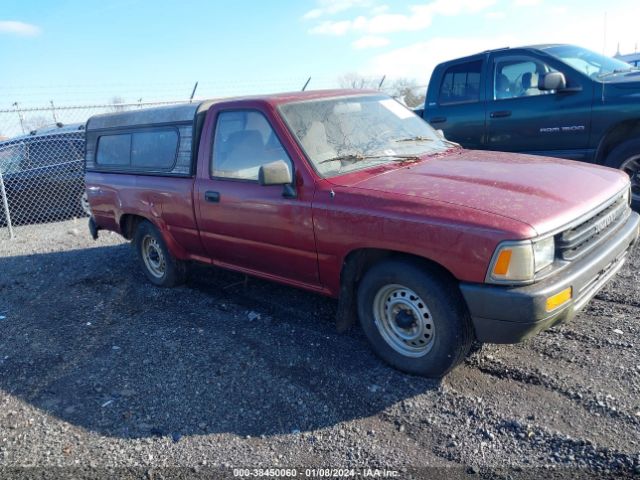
[{"left": 1, "top": 0, "right": 638, "bottom": 106}]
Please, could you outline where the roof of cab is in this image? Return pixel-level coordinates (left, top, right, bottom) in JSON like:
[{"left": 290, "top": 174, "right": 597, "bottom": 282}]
[
  {"left": 465, "top": 43, "right": 571, "bottom": 58},
  {"left": 85, "top": 89, "right": 378, "bottom": 131}
]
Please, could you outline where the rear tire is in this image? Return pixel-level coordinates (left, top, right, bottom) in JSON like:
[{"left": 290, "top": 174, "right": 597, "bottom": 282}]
[
  {"left": 134, "top": 221, "right": 186, "bottom": 287},
  {"left": 80, "top": 192, "right": 91, "bottom": 216},
  {"left": 604, "top": 138, "right": 640, "bottom": 209},
  {"left": 357, "top": 259, "right": 474, "bottom": 377}
]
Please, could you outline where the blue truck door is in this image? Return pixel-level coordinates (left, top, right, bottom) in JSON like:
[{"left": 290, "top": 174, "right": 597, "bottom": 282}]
[
  {"left": 425, "top": 58, "right": 486, "bottom": 149},
  {"left": 485, "top": 52, "right": 593, "bottom": 161}
]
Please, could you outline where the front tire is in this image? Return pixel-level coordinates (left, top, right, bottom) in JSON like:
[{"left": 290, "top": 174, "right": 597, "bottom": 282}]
[
  {"left": 134, "top": 221, "right": 186, "bottom": 287},
  {"left": 604, "top": 138, "right": 640, "bottom": 209},
  {"left": 357, "top": 259, "right": 474, "bottom": 377}
]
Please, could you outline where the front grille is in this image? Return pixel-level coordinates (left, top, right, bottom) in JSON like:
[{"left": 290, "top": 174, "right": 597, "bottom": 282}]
[{"left": 556, "top": 194, "right": 630, "bottom": 261}]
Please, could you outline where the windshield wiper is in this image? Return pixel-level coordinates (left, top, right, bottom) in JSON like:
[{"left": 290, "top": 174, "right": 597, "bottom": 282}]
[
  {"left": 394, "top": 136, "right": 433, "bottom": 143},
  {"left": 318, "top": 153, "right": 421, "bottom": 164}
]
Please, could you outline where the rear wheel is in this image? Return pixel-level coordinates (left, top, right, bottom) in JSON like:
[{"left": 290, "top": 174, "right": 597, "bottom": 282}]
[
  {"left": 357, "top": 259, "right": 474, "bottom": 377},
  {"left": 80, "top": 192, "right": 91, "bottom": 216},
  {"left": 134, "top": 221, "right": 186, "bottom": 287},
  {"left": 604, "top": 138, "right": 640, "bottom": 208}
]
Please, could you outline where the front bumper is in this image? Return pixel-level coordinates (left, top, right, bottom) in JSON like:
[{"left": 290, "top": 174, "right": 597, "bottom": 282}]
[{"left": 460, "top": 211, "right": 640, "bottom": 344}]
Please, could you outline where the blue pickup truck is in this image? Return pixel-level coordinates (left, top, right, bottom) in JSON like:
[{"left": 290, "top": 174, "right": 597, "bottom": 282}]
[{"left": 416, "top": 44, "right": 640, "bottom": 207}]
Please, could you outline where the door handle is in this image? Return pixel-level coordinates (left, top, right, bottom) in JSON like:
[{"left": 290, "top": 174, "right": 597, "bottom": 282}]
[
  {"left": 490, "top": 110, "right": 512, "bottom": 118},
  {"left": 204, "top": 191, "right": 220, "bottom": 203},
  {"left": 430, "top": 116, "right": 447, "bottom": 124}
]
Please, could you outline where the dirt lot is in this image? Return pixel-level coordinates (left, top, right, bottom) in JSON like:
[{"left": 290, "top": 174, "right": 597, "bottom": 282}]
[{"left": 0, "top": 219, "right": 639, "bottom": 479}]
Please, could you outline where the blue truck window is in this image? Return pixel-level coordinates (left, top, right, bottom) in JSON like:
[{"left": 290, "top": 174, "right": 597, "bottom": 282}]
[
  {"left": 439, "top": 61, "right": 482, "bottom": 105},
  {"left": 494, "top": 59, "right": 555, "bottom": 100}
]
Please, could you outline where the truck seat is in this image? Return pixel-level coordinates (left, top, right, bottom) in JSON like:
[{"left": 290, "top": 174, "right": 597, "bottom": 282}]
[
  {"left": 495, "top": 73, "right": 511, "bottom": 99},
  {"left": 301, "top": 121, "right": 337, "bottom": 164},
  {"left": 215, "top": 129, "right": 265, "bottom": 175},
  {"left": 521, "top": 72, "right": 539, "bottom": 96}
]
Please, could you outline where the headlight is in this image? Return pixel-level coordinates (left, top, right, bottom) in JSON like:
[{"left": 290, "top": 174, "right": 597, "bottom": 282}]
[
  {"left": 487, "top": 237, "right": 555, "bottom": 284},
  {"left": 533, "top": 236, "right": 555, "bottom": 272}
]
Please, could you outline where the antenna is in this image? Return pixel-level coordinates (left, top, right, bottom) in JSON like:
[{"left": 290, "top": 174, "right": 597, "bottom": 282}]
[
  {"left": 378, "top": 75, "right": 386, "bottom": 90},
  {"left": 301, "top": 77, "right": 311, "bottom": 91},
  {"left": 603, "top": 12, "right": 607, "bottom": 55},
  {"left": 189, "top": 81, "right": 199, "bottom": 103}
]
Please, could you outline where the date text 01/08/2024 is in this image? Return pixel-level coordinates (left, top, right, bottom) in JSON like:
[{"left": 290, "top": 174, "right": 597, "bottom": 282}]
[{"left": 232, "top": 468, "right": 400, "bottom": 477}]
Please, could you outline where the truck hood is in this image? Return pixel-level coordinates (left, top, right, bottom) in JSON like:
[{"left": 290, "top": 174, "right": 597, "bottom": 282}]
[
  {"left": 602, "top": 78, "right": 640, "bottom": 101},
  {"left": 327, "top": 149, "right": 629, "bottom": 236},
  {"left": 602, "top": 73, "right": 640, "bottom": 86}
]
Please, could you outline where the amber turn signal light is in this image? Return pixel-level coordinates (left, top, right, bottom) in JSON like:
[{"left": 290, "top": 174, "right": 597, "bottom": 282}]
[
  {"left": 545, "top": 287, "right": 572, "bottom": 312},
  {"left": 493, "top": 249, "right": 512, "bottom": 276}
]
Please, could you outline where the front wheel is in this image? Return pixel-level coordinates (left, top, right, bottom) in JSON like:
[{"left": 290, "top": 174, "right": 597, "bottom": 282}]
[
  {"left": 134, "top": 221, "right": 186, "bottom": 287},
  {"left": 357, "top": 259, "right": 474, "bottom": 377},
  {"left": 604, "top": 138, "right": 640, "bottom": 208}
]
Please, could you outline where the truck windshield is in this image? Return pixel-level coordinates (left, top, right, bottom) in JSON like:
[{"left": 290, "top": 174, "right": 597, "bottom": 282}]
[
  {"left": 279, "top": 95, "right": 452, "bottom": 178},
  {"left": 544, "top": 45, "right": 639, "bottom": 80}
]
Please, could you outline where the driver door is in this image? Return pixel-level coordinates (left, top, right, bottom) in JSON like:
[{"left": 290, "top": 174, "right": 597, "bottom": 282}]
[
  {"left": 195, "top": 106, "right": 320, "bottom": 287},
  {"left": 486, "top": 53, "right": 593, "bottom": 160}
]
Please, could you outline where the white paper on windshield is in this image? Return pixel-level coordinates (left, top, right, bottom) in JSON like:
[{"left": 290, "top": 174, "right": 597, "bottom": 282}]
[{"left": 379, "top": 99, "right": 414, "bottom": 119}]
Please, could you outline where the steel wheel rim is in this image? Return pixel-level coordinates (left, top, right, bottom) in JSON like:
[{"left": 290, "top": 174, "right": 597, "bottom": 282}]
[
  {"left": 142, "top": 235, "right": 166, "bottom": 279},
  {"left": 80, "top": 193, "right": 91, "bottom": 215},
  {"left": 621, "top": 154, "right": 640, "bottom": 203},
  {"left": 373, "top": 284, "right": 435, "bottom": 358}
]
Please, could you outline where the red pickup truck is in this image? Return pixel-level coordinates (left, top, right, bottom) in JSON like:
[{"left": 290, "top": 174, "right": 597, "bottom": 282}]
[{"left": 85, "top": 90, "right": 639, "bottom": 377}]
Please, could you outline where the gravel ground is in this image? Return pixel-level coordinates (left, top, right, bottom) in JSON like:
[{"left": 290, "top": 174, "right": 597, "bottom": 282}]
[{"left": 0, "top": 219, "right": 639, "bottom": 479}]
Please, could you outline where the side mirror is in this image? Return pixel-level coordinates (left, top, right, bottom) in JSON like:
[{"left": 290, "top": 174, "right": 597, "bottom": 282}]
[
  {"left": 259, "top": 160, "right": 293, "bottom": 186},
  {"left": 539, "top": 72, "right": 567, "bottom": 91}
]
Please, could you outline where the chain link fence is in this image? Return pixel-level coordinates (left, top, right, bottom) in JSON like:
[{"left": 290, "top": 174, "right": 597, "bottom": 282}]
[{"left": 0, "top": 100, "right": 190, "bottom": 239}]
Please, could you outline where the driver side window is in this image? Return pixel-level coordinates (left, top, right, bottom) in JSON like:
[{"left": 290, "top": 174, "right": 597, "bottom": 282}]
[
  {"left": 211, "top": 110, "right": 292, "bottom": 181},
  {"left": 494, "top": 58, "right": 556, "bottom": 100}
]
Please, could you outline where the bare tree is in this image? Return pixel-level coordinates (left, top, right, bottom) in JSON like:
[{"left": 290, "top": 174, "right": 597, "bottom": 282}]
[
  {"left": 338, "top": 73, "right": 379, "bottom": 90},
  {"left": 384, "top": 78, "right": 426, "bottom": 108},
  {"left": 23, "top": 116, "right": 50, "bottom": 133},
  {"left": 337, "top": 73, "right": 425, "bottom": 108},
  {"left": 110, "top": 96, "right": 126, "bottom": 112}
]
